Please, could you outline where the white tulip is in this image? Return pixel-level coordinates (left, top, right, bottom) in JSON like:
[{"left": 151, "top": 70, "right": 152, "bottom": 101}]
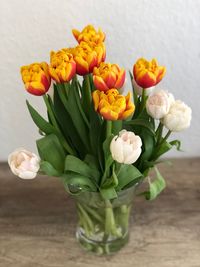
[
  {"left": 132, "top": 78, "right": 155, "bottom": 96},
  {"left": 146, "top": 90, "right": 175, "bottom": 119},
  {"left": 110, "top": 130, "right": 142, "bottom": 164},
  {"left": 162, "top": 100, "right": 192, "bottom": 132},
  {"left": 8, "top": 148, "right": 40, "bottom": 179}
]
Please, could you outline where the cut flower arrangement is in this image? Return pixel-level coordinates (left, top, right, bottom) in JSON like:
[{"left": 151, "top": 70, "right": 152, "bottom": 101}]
[{"left": 8, "top": 25, "right": 192, "bottom": 255}]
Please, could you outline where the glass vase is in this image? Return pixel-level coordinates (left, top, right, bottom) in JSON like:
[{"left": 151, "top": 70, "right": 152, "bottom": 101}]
[{"left": 73, "top": 186, "right": 136, "bottom": 255}]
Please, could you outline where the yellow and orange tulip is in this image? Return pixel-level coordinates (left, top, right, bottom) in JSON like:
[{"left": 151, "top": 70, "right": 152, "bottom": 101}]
[
  {"left": 92, "top": 89, "right": 135, "bottom": 121},
  {"left": 69, "top": 42, "right": 99, "bottom": 76},
  {"left": 49, "top": 50, "right": 76, "bottom": 83},
  {"left": 72, "top": 24, "right": 105, "bottom": 44},
  {"left": 133, "top": 58, "right": 166, "bottom": 88},
  {"left": 93, "top": 62, "right": 125, "bottom": 91},
  {"left": 20, "top": 62, "right": 51, "bottom": 96}
]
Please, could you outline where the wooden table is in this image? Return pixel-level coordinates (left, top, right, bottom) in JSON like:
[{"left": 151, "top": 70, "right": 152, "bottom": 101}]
[{"left": 0, "top": 158, "right": 200, "bottom": 267}]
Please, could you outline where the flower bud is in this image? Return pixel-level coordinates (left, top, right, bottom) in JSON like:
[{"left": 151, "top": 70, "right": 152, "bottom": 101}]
[
  {"left": 49, "top": 50, "right": 76, "bottom": 83},
  {"left": 93, "top": 62, "right": 125, "bottom": 91},
  {"left": 162, "top": 100, "right": 192, "bottom": 132},
  {"left": 110, "top": 130, "right": 142, "bottom": 164},
  {"left": 21, "top": 62, "right": 51, "bottom": 96},
  {"left": 8, "top": 148, "right": 40, "bottom": 179},
  {"left": 146, "top": 90, "right": 174, "bottom": 119},
  {"left": 133, "top": 58, "right": 166, "bottom": 88}
]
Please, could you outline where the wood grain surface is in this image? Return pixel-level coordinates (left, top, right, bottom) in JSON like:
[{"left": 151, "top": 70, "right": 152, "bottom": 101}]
[{"left": 0, "top": 158, "right": 200, "bottom": 267}]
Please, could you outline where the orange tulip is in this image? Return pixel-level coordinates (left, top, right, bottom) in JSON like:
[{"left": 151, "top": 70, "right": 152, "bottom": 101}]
[
  {"left": 49, "top": 50, "right": 76, "bottom": 83},
  {"left": 20, "top": 62, "right": 51, "bottom": 96},
  {"left": 133, "top": 58, "right": 166, "bottom": 88},
  {"left": 72, "top": 24, "right": 105, "bottom": 44},
  {"left": 93, "top": 62, "right": 125, "bottom": 91},
  {"left": 69, "top": 42, "right": 98, "bottom": 76},
  {"left": 92, "top": 89, "right": 135, "bottom": 121}
]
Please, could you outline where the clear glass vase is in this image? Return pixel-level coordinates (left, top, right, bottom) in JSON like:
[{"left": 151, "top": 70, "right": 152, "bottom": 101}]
[{"left": 73, "top": 186, "right": 136, "bottom": 255}]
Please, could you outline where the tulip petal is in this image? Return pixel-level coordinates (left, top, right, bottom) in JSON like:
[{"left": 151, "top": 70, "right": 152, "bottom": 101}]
[
  {"left": 92, "top": 90, "right": 100, "bottom": 111},
  {"left": 115, "top": 69, "right": 126, "bottom": 89},
  {"left": 26, "top": 82, "right": 46, "bottom": 96},
  {"left": 100, "top": 107, "right": 119, "bottom": 120},
  {"left": 75, "top": 56, "right": 89, "bottom": 76},
  {"left": 93, "top": 75, "right": 108, "bottom": 91},
  {"left": 136, "top": 70, "right": 157, "bottom": 88},
  {"left": 72, "top": 29, "right": 80, "bottom": 41}
]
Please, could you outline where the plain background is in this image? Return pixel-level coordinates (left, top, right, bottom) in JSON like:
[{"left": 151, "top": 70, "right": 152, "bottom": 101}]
[{"left": 0, "top": 0, "right": 200, "bottom": 161}]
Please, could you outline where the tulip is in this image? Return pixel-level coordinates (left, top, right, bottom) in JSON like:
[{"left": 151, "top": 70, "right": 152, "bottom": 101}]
[
  {"left": 110, "top": 130, "right": 142, "bottom": 164},
  {"left": 72, "top": 24, "right": 105, "bottom": 44},
  {"left": 132, "top": 77, "right": 155, "bottom": 96},
  {"left": 69, "top": 42, "right": 98, "bottom": 76},
  {"left": 93, "top": 62, "right": 125, "bottom": 91},
  {"left": 133, "top": 58, "right": 166, "bottom": 88},
  {"left": 49, "top": 50, "right": 76, "bottom": 83},
  {"left": 92, "top": 89, "right": 135, "bottom": 120},
  {"left": 146, "top": 90, "right": 175, "bottom": 119},
  {"left": 88, "top": 41, "right": 106, "bottom": 65},
  {"left": 8, "top": 148, "right": 40, "bottom": 179},
  {"left": 20, "top": 62, "right": 51, "bottom": 96},
  {"left": 162, "top": 100, "right": 192, "bottom": 132}
]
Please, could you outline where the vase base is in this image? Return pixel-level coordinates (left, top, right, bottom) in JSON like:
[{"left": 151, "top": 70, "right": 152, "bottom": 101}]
[{"left": 76, "top": 227, "right": 129, "bottom": 255}]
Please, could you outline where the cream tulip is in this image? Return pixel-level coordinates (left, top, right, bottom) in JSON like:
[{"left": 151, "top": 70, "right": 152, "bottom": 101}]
[
  {"left": 146, "top": 90, "right": 174, "bottom": 119},
  {"left": 162, "top": 100, "right": 192, "bottom": 132},
  {"left": 110, "top": 130, "right": 142, "bottom": 164},
  {"left": 8, "top": 148, "right": 40, "bottom": 179}
]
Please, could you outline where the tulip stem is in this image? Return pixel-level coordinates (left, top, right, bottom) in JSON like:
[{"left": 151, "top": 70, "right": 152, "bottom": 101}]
[
  {"left": 161, "top": 130, "right": 172, "bottom": 145},
  {"left": 106, "top": 120, "right": 112, "bottom": 138},
  {"left": 140, "top": 88, "right": 147, "bottom": 112},
  {"left": 156, "top": 122, "right": 164, "bottom": 144}
]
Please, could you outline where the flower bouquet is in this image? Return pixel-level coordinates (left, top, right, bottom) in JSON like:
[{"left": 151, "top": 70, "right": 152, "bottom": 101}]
[{"left": 8, "top": 25, "right": 192, "bottom": 255}]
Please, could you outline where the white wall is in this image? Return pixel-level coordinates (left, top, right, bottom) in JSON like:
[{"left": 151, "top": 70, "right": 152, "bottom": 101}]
[{"left": 0, "top": 0, "right": 200, "bottom": 161}]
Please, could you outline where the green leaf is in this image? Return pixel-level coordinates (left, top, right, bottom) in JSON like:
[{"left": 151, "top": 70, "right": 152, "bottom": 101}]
[
  {"left": 40, "top": 161, "right": 61, "bottom": 176},
  {"left": 169, "top": 140, "right": 182, "bottom": 151},
  {"left": 67, "top": 80, "right": 90, "bottom": 150},
  {"left": 37, "top": 134, "right": 66, "bottom": 172},
  {"left": 143, "top": 167, "right": 166, "bottom": 200},
  {"left": 101, "top": 164, "right": 118, "bottom": 189},
  {"left": 62, "top": 172, "right": 97, "bottom": 193},
  {"left": 26, "top": 100, "right": 57, "bottom": 135},
  {"left": 125, "top": 119, "right": 155, "bottom": 135},
  {"left": 116, "top": 164, "right": 143, "bottom": 190},
  {"left": 65, "top": 155, "right": 100, "bottom": 181},
  {"left": 100, "top": 187, "right": 117, "bottom": 200},
  {"left": 152, "top": 140, "right": 182, "bottom": 160},
  {"left": 53, "top": 84, "right": 85, "bottom": 157}
]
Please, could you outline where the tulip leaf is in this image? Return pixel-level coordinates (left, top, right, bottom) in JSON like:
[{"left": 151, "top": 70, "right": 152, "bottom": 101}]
[
  {"left": 100, "top": 187, "right": 117, "bottom": 200},
  {"left": 152, "top": 140, "right": 182, "bottom": 161},
  {"left": 26, "top": 100, "right": 57, "bottom": 135},
  {"left": 65, "top": 155, "right": 100, "bottom": 183},
  {"left": 142, "top": 167, "right": 166, "bottom": 200},
  {"left": 37, "top": 134, "right": 66, "bottom": 172},
  {"left": 53, "top": 84, "right": 85, "bottom": 158},
  {"left": 89, "top": 105, "right": 102, "bottom": 156},
  {"left": 116, "top": 164, "right": 143, "bottom": 190},
  {"left": 67, "top": 79, "right": 90, "bottom": 150},
  {"left": 40, "top": 161, "right": 62, "bottom": 177},
  {"left": 125, "top": 119, "right": 155, "bottom": 135},
  {"left": 62, "top": 172, "right": 97, "bottom": 194}
]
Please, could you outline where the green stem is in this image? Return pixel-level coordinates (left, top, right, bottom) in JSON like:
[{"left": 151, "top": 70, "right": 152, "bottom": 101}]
[
  {"left": 160, "top": 130, "right": 172, "bottom": 146},
  {"left": 156, "top": 122, "right": 164, "bottom": 145},
  {"left": 106, "top": 120, "right": 112, "bottom": 138},
  {"left": 139, "top": 88, "right": 147, "bottom": 112}
]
